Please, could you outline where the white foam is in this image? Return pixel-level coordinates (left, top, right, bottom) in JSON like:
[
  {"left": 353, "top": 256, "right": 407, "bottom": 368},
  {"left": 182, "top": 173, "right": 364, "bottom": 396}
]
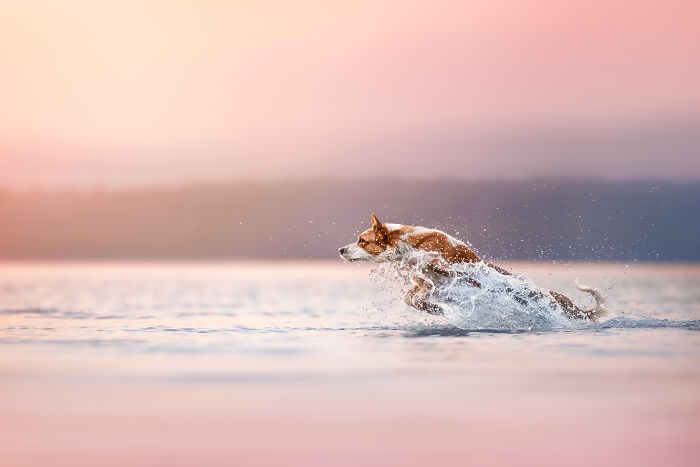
[{"left": 368, "top": 248, "right": 576, "bottom": 331}]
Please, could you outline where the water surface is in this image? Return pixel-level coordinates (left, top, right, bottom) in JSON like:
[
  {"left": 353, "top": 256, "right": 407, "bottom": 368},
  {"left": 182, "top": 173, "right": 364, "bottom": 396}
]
[{"left": 1, "top": 262, "right": 699, "bottom": 466}]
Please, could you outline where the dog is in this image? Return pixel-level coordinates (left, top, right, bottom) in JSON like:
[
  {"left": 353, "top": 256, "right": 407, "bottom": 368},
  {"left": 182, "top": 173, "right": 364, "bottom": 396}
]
[{"left": 339, "top": 213, "right": 606, "bottom": 321}]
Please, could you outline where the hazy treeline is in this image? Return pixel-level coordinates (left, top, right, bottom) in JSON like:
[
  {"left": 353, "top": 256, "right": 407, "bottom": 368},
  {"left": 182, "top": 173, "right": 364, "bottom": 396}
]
[{"left": 0, "top": 179, "right": 697, "bottom": 261}]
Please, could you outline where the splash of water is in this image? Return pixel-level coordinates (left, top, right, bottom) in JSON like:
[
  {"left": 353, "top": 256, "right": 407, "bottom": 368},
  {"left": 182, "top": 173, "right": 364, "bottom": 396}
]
[
  {"left": 435, "top": 262, "right": 575, "bottom": 331},
  {"left": 368, "top": 254, "right": 700, "bottom": 332},
  {"left": 368, "top": 248, "right": 578, "bottom": 331}
]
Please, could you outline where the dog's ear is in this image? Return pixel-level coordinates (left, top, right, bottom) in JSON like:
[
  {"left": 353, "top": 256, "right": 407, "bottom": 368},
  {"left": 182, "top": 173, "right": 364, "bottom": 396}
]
[{"left": 371, "top": 212, "right": 388, "bottom": 243}]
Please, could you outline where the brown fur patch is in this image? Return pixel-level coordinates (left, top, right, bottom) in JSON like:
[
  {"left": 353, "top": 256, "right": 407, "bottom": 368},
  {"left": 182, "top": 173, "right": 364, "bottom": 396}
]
[
  {"left": 357, "top": 217, "right": 415, "bottom": 257},
  {"left": 405, "top": 232, "right": 480, "bottom": 263},
  {"left": 357, "top": 228, "right": 387, "bottom": 256},
  {"left": 356, "top": 224, "right": 483, "bottom": 264},
  {"left": 387, "top": 225, "right": 415, "bottom": 246}
]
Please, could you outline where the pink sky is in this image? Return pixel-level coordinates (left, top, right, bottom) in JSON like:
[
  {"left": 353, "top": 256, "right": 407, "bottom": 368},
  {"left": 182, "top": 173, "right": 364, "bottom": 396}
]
[{"left": 1, "top": 0, "right": 699, "bottom": 186}]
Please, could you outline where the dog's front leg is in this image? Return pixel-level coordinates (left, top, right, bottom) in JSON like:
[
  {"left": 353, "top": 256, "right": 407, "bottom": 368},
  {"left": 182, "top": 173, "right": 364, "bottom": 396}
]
[{"left": 404, "top": 275, "right": 443, "bottom": 315}]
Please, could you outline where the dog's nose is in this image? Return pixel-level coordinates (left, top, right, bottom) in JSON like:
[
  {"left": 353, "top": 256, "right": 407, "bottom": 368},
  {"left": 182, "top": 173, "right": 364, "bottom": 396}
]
[{"left": 339, "top": 247, "right": 347, "bottom": 255}]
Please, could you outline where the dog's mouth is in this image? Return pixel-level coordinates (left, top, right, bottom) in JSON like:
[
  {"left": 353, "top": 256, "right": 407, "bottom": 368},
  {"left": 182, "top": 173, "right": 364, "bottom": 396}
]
[
  {"left": 338, "top": 251, "right": 359, "bottom": 262},
  {"left": 338, "top": 245, "right": 370, "bottom": 262},
  {"left": 340, "top": 256, "right": 366, "bottom": 263}
]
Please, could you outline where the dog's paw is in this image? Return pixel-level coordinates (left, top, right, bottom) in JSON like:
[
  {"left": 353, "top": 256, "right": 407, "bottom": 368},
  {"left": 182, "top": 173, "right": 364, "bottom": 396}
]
[{"left": 425, "top": 303, "right": 444, "bottom": 315}]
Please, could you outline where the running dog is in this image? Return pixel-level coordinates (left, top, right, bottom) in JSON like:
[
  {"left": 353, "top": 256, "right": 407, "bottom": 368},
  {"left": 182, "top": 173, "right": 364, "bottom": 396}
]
[{"left": 338, "top": 213, "right": 606, "bottom": 321}]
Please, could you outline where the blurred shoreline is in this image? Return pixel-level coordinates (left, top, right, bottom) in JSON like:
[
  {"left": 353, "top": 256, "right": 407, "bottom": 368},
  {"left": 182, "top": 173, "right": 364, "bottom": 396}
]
[{"left": 1, "top": 178, "right": 698, "bottom": 262}]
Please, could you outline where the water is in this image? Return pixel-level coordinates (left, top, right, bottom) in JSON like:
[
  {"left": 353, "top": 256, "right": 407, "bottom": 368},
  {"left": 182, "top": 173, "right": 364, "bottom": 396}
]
[
  {"left": 1, "top": 261, "right": 699, "bottom": 466},
  {"left": 371, "top": 257, "right": 584, "bottom": 330}
]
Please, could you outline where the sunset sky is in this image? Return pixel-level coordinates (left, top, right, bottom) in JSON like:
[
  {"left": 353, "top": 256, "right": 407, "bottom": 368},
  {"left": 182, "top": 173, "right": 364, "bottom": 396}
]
[{"left": 1, "top": 0, "right": 699, "bottom": 186}]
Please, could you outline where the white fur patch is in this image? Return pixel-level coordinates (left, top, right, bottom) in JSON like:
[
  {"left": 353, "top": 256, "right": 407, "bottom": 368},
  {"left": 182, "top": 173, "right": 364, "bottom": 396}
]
[{"left": 339, "top": 243, "right": 373, "bottom": 262}]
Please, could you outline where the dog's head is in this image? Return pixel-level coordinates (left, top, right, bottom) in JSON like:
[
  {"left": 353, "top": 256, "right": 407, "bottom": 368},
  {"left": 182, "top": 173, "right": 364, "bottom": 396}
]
[{"left": 339, "top": 213, "right": 392, "bottom": 262}]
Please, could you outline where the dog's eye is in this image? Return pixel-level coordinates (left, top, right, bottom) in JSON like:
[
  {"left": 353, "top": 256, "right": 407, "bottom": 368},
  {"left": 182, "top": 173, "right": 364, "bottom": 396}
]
[{"left": 358, "top": 238, "right": 366, "bottom": 245}]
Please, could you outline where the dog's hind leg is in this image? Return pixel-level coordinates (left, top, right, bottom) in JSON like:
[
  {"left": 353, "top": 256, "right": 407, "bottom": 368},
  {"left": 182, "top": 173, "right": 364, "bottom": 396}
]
[
  {"left": 549, "top": 280, "right": 607, "bottom": 322},
  {"left": 550, "top": 290, "right": 605, "bottom": 322}
]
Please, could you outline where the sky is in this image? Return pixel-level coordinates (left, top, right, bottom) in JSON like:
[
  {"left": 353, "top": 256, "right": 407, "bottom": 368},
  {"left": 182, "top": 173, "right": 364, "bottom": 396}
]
[{"left": 1, "top": 0, "right": 699, "bottom": 187}]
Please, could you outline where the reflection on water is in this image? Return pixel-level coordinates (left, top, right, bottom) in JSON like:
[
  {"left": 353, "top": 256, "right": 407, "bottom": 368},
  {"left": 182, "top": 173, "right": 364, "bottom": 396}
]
[{"left": 0, "top": 261, "right": 699, "bottom": 466}]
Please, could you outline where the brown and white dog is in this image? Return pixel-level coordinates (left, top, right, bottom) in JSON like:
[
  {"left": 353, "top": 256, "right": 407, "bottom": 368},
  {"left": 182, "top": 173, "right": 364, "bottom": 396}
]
[{"left": 339, "top": 213, "right": 606, "bottom": 321}]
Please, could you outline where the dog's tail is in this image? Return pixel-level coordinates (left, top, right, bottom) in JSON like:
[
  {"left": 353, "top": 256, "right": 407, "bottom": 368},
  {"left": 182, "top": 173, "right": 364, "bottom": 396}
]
[{"left": 574, "top": 278, "right": 607, "bottom": 320}]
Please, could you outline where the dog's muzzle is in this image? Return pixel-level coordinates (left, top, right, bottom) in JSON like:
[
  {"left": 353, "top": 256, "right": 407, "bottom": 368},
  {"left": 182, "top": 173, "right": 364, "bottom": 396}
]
[
  {"left": 338, "top": 243, "right": 371, "bottom": 262},
  {"left": 338, "top": 246, "right": 355, "bottom": 261}
]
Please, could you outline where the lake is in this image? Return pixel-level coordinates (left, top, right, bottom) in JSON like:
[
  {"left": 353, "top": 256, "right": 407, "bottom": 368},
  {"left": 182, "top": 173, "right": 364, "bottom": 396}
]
[{"left": 1, "top": 261, "right": 699, "bottom": 466}]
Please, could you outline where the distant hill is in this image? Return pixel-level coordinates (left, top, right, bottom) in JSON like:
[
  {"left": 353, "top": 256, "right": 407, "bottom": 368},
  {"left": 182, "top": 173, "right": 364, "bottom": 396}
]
[{"left": 0, "top": 179, "right": 698, "bottom": 261}]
